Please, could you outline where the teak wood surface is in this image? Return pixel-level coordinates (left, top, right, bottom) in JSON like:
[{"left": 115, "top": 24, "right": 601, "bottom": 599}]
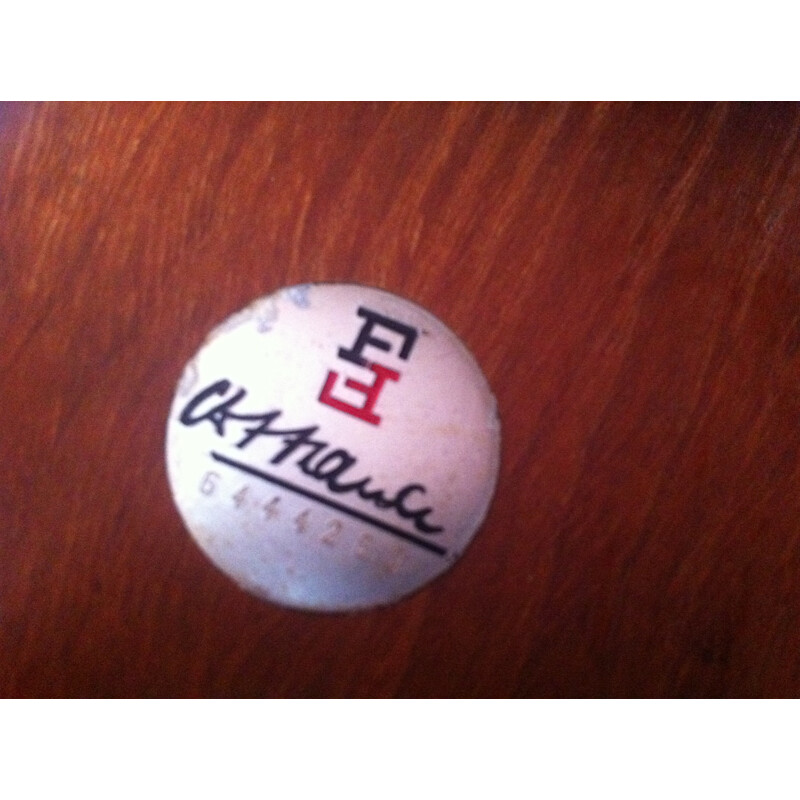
[{"left": 1, "top": 102, "right": 798, "bottom": 698}]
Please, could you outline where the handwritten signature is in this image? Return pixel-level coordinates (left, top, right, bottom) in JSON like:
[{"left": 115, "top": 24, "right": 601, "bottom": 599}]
[{"left": 179, "top": 380, "right": 444, "bottom": 535}]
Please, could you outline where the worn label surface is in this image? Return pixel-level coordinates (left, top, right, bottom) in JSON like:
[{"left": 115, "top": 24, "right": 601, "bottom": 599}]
[{"left": 165, "top": 283, "right": 501, "bottom": 611}]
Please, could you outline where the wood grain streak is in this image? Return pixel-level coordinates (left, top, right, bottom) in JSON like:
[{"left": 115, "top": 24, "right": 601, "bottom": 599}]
[{"left": 1, "top": 102, "right": 798, "bottom": 697}]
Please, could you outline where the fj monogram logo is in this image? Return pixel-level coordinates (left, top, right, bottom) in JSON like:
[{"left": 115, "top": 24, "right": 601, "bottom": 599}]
[{"left": 318, "top": 306, "right": 418, "bottom": 425}]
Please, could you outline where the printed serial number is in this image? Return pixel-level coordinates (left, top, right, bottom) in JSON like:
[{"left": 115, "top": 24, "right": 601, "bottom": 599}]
[{"left": 196, "top": 470, "right": 409, "bottom": 574}]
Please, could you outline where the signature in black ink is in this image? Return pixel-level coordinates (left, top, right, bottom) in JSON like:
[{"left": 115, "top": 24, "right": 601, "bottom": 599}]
[{"left": 179, "top": 380, "right": 444, "bottom": 535}]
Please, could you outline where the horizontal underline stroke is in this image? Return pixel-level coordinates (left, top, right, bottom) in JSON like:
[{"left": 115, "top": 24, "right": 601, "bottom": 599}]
[{"left": 210, "top": 451, "right": 448, "bottom": 557}]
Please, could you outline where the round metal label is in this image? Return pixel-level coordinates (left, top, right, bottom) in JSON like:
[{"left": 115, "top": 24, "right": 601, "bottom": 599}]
[{"left": 165, "top": 283, "right": 501, "bottom": 611}]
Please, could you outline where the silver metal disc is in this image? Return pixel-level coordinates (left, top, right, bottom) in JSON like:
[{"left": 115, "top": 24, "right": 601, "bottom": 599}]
[{"left": 165, "top": 283, "right": 501, "bottom": 611}]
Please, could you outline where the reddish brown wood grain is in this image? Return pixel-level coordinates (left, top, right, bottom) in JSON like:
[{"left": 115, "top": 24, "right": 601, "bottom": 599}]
[{"left": 1, "top": 102, "right": 799, "bottom": 697}]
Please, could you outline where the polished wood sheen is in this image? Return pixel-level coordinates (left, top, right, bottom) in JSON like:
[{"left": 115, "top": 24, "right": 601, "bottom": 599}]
[{"left": 1, "top": 102, "right": 799, "bottom": 697}]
